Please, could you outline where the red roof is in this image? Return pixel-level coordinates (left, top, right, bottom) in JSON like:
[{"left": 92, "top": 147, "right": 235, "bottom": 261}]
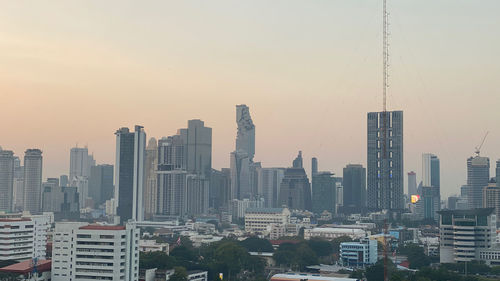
[
  {"left": 0, "top": 259, "right": 51, "bottom": 274},
  {"left": 0, "top": 218, "right": 31, "bottom": 222},
  {"left": 79, "top": 225, "right": 125, "bottom": 230}
]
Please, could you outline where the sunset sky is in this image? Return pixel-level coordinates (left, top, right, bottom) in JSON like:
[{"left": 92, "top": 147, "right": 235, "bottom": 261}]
[{"left": 1, "top": 1, "right": 499, "bottom": 197}]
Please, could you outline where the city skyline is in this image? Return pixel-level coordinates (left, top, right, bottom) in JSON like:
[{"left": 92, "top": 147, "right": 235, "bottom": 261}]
[{"left": 1, "top": 1, "right": 500, "bottom": 198}]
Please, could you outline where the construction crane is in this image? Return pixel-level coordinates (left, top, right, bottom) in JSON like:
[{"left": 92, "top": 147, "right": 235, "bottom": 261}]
[{"left": 474, "top": 131, "right": 489, "bottom": 156}]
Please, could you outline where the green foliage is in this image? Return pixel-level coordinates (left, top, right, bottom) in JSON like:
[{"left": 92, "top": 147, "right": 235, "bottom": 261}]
[
  {"left": 273, "top": 242, "right": 318, "bottom": 271},
  {"left": 170, "top": 266, "right": 188, "bottom": 281},
  {"left": 307, "top": 238, "right": 333, "bottom": 257},
  {"left": 440, "top": 261, "right": 491, "bottom": 275},
  {"left": 365, "top": 259, "right": 397, "bottom": 281},
  {"left": 398, "top": 243, "right": 430, "bottom": 269},
  {"left": 0, "top": 272, "right": 21, "bottom": 281},
  {"left": 140, "top": 251, "right": 176, "bottom": 270},
  {"left": 240, "top": 237, "right": 274, "bottom": 252}
]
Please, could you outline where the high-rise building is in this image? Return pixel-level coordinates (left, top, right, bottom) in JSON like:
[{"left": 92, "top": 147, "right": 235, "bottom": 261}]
[
  {"left": 51, "top": 222, "right": 139, "bottom": 281},
  {"left": 416, "top": 185, "right": 440, "bottom": 221},
  {"left": 115, "top": 126, "right": 146, "bottom": 223},
  {"left": 231, "top": 105, "right": 256, "bottom": 201},
  {"left": 42, "top": 184, "right": 80, "bottom": 219},
  {"left": 467, "top": 155, "right": 490, "bottom": 209},
  {"left": 496, "top": 160, "right": 500, "bottom": 187},
  {"left": 483, "top": 183, "right": 500, "bottom": 219},
  {"left": 144, "top": 138, "right": 158, "bottom": 220},
  {"left": 342, "top": 164, "right": 366, "bottom": 213},
  {"left": 277, "top": 151, "right": 312, "bottom": 211},
  {"left": 257, "top": 168, "right": 285, "bottom": 208},
  {"left": 422, "top": 153, "right": 440, "bottom": 188},
  {"left": 180, "top": 119, "right": 212, "bottom": 176},
  {"left": 157, "top": 135, "right": 186, "bottom": 216},
  {"left": 312, "top": 171, "right": 337, "bottom": 215},
  {"left": 59, "top": 175, "right": 69, "bottom": 187},
  {"left": 71, "top": 176, "right": 89, "bottom": 209},
  {"left": 311, "top": 157, "right": 318, "bottom": 177},
  {"left": 156, "top": 120, "right": 211, "bottom": 217},
  {"left": 23, "top": 149, "right": 43, "bottom": 213},
  {"left": 0, "top": 150, "right": 15, "bottom": 211},
  {"left": 210, "top": 168, "right": 231, "bottom": 210},
  {"left": 407, "top": 171, "right": 417, "bottom": 196},
  {"left": 69, "top": 147, "right": 94, "bottom": 180},
  {"left": 367, "top": 111, "right": 404, "bottom": 211},
  {"left": 89, "top": 164, "right": 114, "bottom": 207},
  {"left": 236, "top": 104, "right": 255, "bottom": 161},
  {"left": 12, "top": 156, "right": 24, "bottom": 211}
]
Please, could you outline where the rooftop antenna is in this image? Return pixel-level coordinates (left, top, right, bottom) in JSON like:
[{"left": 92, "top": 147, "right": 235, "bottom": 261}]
[{"left": 474, "top": 131, "right": 489, "bottom": 156}]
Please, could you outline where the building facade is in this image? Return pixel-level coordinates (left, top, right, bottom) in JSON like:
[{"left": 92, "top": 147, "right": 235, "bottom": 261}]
[
  {"left": 367, "top": 111, "right": 404, "bottom": 211},
  {"left": 439, "top": 208, "right": 497, "bottom": 263},
  {"left": 89, "top": 164, "right": 114, "bottom": 208},
  {"left": 407, "top": 171, "right": 417, "bottom": 197},
  {"left": 51, "top": 222, "right": 139, "bottom": 281},
  {"left": 257, "top": 167, "right": 285, "bottom": 208},
  {"left": 0, "top": 150, "right": 15, "bottom": 211},
  {"left": 115, "top": 126, "right": 146, "bottom": 223},
  {"left": 23, "top": 149, "right": 43, "bottom": 213},
  {"left": 340, "top": 238, "right": 377, "bottom": 267},
  {"left": 467, "top": 156, "right": 490, "bottom": 209},
  {"left": 244, "top": 208, "right": 290, "bottom": 233},
  {"left": 342, "top": 164, "right": 366, "bottom": 213},
  {"left": 483, "top": 183, "right": 500, "bottom": 220},
  {"left": 312, "top": 171, "right": 337, "bottom": 214},
  {"left": 144, "top": 138, "right": 158, "bottom": 220}
]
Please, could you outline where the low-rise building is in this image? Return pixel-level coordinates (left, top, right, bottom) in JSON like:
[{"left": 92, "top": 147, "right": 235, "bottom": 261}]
[
  {"left": 51, "top": 222, "right": 139, "bottom": 281},
  {"left": 0, "top": 259, "right": 52, "bottom": 281},
  {"left": 340, "top": 238, "right": 377, "bottom": 267},
  {"left": 304, "top": 227, "right": 367, "bottom": 240},
  {"left": 245, "top": 208, "right": 290, "bottom": 233},
  {"left": 139, "top": 239, "right": 169, "bottom": 254}
]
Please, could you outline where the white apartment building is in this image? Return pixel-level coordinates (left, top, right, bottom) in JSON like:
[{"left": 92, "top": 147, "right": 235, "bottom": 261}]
[
  {"left": 304, "top": 227, "right": 367, "bottom": 241},
  {"left": 0, "top": 213, "right": 51, "bottom": 262},
  {"left": 244, "top": 208, "right": 290, "bottom": 233},
  {"left": 439, "top": 208, "right": 497, "bottom": 263},
  {"left": 52, "top": 221, "right": 139, "bottom": 281}
]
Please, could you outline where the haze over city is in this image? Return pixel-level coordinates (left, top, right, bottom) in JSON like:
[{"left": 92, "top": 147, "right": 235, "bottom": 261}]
[{"left": 1, "top": 1, "right": 500, "bottom": 197}]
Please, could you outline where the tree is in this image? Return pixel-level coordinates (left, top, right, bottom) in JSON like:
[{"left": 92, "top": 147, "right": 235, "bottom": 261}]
[
  {"left": 398, "top": 243, "right": 430, "bottom": 269},
  {"left": 169, "top": 266, "right": 188, "bottom": 281},
  {"left": 365, "top": 259, "right": 397, "bottom": 281},
  {"left": 240, "top": 237, "right": 274, "bottom": 252},
  {"left": 331, "top": 236, "right": 353, "bottom": 254},
  {"left": 307, "top": 238, "right": 333, "bottom": 257},
  {"left": 273, "top": 242, "right": 318, "bottom": 271},
  {"left": 140, "top": 251, "right": 176, "bottom": 270}
]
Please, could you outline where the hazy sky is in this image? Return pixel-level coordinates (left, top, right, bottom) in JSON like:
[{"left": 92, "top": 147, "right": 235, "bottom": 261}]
[{"left": 1, "top": 1, "right": 499, "bottom": 198}]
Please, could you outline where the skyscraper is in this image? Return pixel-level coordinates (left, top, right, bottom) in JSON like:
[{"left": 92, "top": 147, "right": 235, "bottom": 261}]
[
  {"left": 144, "top": 137, "right": 158, "bottom": 220},
  {"left": 23, "top": 149, "right": 43, "bottom": 213},
  {"left": 277, "top": 151, "right": 312, "bottom": 211},
  {"left": 342, "top": 164, "right": 366, "bottom": 213},
  {"left": 115, "top": 126, "right": 146, "bottom": 223},
  {"left": 312, "top": 171, "right": 336, "bottom": 215},
  {"left": 89, "top": 164, "right": 114, "bottom": 207},
  {"left": 180, "top": 119, "right": 212, "bottom": 176},
  {"left": 367, "top": 111, "right": 404, "bottom": 211},
  {"left": 210, "top": 168, "right": 231, "bottom": 210},
  {"left": 0, "top": 150, "right": 15, "bottom": 211},
  {"left": 231, "top": 104, "right": 256, "bottom": 201},
  {"left": 257, "top": 167, "right": 285, "bottom": 208},
  {"left": 407, "top": 171, "right": 417, "bottom": 196},
  {"left": 467, "top": 155, "right": 490, "bottom": 209},
  {"left": 422, "top": 153, "right": 440, "bottom": 188},
  {"left": 156, "top": 120, "right": 212, "bottom": 216},
  {"left": 496, "top": 160, "right": 500, "bottom": 187},
  {"left": 236, "top": 104, "right": 255, "bottom": 161},
  {"left": 69, "top": 147, "right": 94, "bottom": 180},
  {"left": 311, "top": 157, "right": 318, "bottom": 177}
]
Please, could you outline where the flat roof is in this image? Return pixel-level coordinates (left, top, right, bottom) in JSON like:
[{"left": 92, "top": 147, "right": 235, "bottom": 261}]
[
  {"left": 79, "top": 225, "right": 125, "bottom": 230},
  {"left": 0, "top": 259, "right": 51, "bottom": 274},
  {"left": 0, "top": 218, "right": 31, "bottom": 222},
  {"left": 271, "top": 273, "right": 358, "bottom": 281},
  {"left": 437, "top": 208, "right": 494, "bottom": 216}
]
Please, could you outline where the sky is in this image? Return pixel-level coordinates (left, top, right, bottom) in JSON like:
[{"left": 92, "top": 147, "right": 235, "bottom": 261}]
[{"left": 1, "top": 1, "right": 499, "bottom": 198}]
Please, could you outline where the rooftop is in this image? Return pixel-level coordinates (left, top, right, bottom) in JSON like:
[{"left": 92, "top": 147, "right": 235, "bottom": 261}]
[
  {"left": 79, "top": 224, "right": 125, "bottom": 230},
  {"left": 0, "top": 259, "right": 51, "bottom": 274},
  {"left": 437, "top": 208, "right": 494, "bottom": 216},
  {"left": 246, "top": 208, "right": 286, "bottom": 214}
]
